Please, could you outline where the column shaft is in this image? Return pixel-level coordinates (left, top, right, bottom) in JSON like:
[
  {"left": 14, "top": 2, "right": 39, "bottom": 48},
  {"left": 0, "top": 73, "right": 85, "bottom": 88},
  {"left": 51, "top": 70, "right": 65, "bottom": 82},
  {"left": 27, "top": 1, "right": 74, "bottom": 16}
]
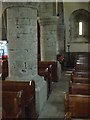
[
  {"left": 38, "top": 17, "right": 59, "bottom": 61},
  {"left": 7, "top": 7, "right": 37, "bottom": 80}
]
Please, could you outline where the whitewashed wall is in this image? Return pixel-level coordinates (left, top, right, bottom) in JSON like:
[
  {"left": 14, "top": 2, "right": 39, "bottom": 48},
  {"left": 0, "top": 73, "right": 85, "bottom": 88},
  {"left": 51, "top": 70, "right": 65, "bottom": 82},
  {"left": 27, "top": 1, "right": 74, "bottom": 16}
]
[{"left": 64, "top": 2, "right": 89, "bottom": 52}]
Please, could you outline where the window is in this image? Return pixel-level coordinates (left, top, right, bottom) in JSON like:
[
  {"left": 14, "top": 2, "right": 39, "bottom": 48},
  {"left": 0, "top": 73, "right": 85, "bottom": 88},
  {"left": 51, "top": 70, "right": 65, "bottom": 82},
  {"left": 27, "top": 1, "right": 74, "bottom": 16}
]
[
  {"left": 70, "top": 9, "right": 89, "bottom": 43},
  {"left": 79, "top": 22, "right": 82, "bottom": 35}
]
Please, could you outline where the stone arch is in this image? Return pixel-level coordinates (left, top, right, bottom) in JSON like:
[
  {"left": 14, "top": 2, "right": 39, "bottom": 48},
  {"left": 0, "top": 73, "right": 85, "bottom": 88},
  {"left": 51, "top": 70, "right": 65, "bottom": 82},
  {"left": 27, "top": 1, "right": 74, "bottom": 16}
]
[{"left": 69, "top": 9, "right": 90, "bottom": 43}]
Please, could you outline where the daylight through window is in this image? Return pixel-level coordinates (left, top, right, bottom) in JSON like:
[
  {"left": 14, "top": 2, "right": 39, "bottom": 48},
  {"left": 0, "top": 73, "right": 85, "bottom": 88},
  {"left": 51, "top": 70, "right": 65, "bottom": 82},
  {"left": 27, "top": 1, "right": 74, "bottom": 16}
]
[{"left": 79, "top": 22, "right": 82, "bottom": 35}]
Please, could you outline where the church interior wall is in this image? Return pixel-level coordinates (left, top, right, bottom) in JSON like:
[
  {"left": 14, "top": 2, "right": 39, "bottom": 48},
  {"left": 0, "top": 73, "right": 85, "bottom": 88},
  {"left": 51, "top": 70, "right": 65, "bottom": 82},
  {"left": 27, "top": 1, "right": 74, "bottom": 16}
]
[
  {"left": 63, "top": 2, "right": 89, "bottom": 53},
  {"left": 0, "top": 2, "right": 90, "bottom": 118}
]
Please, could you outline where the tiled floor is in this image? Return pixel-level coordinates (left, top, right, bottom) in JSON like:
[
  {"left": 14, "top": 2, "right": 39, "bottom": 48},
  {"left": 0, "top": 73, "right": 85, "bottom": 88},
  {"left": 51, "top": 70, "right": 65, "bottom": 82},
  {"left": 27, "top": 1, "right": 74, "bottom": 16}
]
[{"left": 38, "top": 71, "right": 70, "bottom": 118}]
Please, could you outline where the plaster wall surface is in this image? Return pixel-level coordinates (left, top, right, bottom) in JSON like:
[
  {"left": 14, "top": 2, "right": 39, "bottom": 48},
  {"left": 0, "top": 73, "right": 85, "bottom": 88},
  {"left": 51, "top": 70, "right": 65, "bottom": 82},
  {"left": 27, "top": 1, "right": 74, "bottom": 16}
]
[{"left": 64, "top": 2, "right": 89, "bottom": 52}]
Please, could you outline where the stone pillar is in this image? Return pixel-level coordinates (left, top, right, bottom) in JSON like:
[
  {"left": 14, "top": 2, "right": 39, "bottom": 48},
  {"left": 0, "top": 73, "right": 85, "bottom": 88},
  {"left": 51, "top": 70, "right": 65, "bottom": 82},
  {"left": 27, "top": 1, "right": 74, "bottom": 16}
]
[
  {"left": 7, "top": 7, "right": 37, "bottom": 80},
  {"left": 38, "top": 17, "right": 59, "bottom": 61},
  {"left": 58, "top": 25, "right": 65, "bottom": 53},
  {"left": 7, "top": 6, "right": 47, "bottom": 114}
]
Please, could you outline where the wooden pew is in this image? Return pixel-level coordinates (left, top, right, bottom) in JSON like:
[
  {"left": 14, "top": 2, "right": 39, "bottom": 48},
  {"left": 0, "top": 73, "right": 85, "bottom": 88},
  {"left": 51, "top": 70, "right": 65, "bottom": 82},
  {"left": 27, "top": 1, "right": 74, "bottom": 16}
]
[
  {"left": 38, "top": 61, "right": 57, "bottom": 82},
  {"left": 69, "top": 83, "right": 90, "bottom": 95},
  {"left": 71, "top": 71, "right": 90, "bottom": 77},
  {"left": 75, "top": 54, "right": 89, "bottom": 61},
  {"left": 2, "top": 90, "right": 24, "bottom": 119},
  {"left": 2, "top": 80, "right": 37, "bottom": 119},
  {"left": 71, "top": 53, "right": 90, "bottom": 82},
  {"left": 70, "top": 75, "right": 90, "bottom": 84},
  {"left": 66, "top": 53, "right": 90, "bottom": 119},
  {"left": 74, "top": 62, "right": 90, "bottom": 72},
  {"left": 44, "top": 67, "right": 52, "bottom": 97},
  {"left": 38, "top": 61, "right": 57, "bottom": 97},
  {"left": 75, "top": 57, "right": 89, "bottom": 63},
  {"left": 65, "top": 93, "right": 90, "bottom": 119},
  {"left": 74, "top": 54, "right": 90, "bottom": 72}
]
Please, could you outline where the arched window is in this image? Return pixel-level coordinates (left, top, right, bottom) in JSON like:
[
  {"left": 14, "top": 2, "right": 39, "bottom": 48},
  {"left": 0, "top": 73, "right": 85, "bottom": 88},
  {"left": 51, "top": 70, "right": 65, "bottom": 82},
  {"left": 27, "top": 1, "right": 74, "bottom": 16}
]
[
  {"left": 70, "top": 9, "right": 90, "bottom": 43},
  {"left": 79, "top": 21, "right": 82, "bottom": 35}
]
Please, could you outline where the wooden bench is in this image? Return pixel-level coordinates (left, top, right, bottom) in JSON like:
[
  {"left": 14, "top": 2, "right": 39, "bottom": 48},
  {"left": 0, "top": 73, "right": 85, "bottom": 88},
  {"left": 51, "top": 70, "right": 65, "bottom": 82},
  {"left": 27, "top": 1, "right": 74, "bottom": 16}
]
[
  {"left": 2, "top": 90, "right": 24, "bottom": 119},
  {"left": 65, "top": 93, "right": 90, "bottom": 119},
  {"left": 71, "top": 53, "right": 90, "bottom": 82},
  {"left": 75, "top": 54, "right": 89, "bottom": 61},
  {"left": 71, "top": 77, "right": 90, "bottom": 84},
  {"left": 65, "top": 53, "right": 90, "bottom": 119},
  {"left": 69, "top": 83, "right": 90, "bottom": 95},
  {"left": 38, "top": 61, "right": 57, "bottom": 82},
  {"left": 74, "top": 62, "right": 90, "bottom": 72},
  {"left": 44, "top": 67, "right": 52, "bottom": 97},
  {"left": 71, "top": 71, "right": 90, "bottom": 84},
  {"left": 2, "top": 80, "right": 37, "bottom": 119},
  {"left": 75, "top": 57, "right": 89, "bottom": 63},
  {"left": 71, "top": 71, "right": 90, "bottom": 79},
  {"left": 74, "top": 54, "right": 90, "bottom": 72}
]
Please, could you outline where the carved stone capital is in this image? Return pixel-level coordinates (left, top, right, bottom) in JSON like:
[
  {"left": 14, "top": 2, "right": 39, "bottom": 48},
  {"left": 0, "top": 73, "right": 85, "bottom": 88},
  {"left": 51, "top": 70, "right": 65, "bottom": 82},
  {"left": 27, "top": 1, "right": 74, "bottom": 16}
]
[
  {"left": 2, "top": 2, "right": 39, "bottom": 14},
  {"left": 38, "top": 16, "right": 60, "bottom": 26}
]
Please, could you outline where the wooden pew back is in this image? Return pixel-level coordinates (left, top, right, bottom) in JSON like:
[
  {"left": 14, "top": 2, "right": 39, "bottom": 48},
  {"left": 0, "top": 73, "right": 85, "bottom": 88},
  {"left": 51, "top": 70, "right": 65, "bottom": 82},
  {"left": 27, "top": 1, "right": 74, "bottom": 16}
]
[
  {"left": 66, "top": 53, "right": 90, "bottom": 119},
  {"left": 71, "top": 78, "right": 90, "bottom": 84},
  {"left": 44, "top": 67, "right": 52, "bottom": 97},
  {"left": 38, "top": 61, "right": 57, "bottom": 82},
  {"left": 74, "top": 62, "right": 90, "bottom": 72},
  {"left": 69, "top": 83, "right": 90, "bottom": 95},
  {"left": 75, "top": 54, "right": 89, "bottom": 61},
  {"left": 2, "top": 90, "right": 24, "bottom": 118},
  {"left": 74, "top": 54, "right": 90, "bottom": 72},
  {"left": 71, "top": 71, "right": 90, "bottom": 78},
  {"left": 65, "top": 93, "right": 90, "bottom": 118},
  {"left": 2, "top": 80, "right": 37, "bottom": 118}
]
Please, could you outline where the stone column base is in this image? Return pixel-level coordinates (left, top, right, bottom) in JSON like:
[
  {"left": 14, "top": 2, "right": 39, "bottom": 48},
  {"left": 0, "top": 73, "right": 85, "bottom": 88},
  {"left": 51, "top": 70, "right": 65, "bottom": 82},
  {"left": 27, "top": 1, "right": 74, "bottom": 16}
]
[{"left": 32, "top": 75, "right": 47, "bottom": 114}]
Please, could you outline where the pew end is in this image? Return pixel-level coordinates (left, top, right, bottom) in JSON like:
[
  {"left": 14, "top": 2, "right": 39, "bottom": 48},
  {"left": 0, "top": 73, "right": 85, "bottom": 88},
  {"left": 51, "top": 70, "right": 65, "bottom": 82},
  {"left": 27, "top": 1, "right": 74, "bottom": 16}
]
[
  {"left": 2, "top": 80, "right": 37, "bottom": 119},
  {"left": 2, "top": 90, "right": 25, "bottom": 119},
  {"left": 64, "top": 93, "right": 90, "bottom": 119}
]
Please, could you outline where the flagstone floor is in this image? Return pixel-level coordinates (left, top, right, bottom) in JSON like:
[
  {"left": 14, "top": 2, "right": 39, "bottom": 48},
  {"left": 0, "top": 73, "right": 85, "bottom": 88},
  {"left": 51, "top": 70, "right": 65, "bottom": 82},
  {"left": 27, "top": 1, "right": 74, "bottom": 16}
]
[{"left": 38, "top": 71, "right": 70, "bottom": 119}]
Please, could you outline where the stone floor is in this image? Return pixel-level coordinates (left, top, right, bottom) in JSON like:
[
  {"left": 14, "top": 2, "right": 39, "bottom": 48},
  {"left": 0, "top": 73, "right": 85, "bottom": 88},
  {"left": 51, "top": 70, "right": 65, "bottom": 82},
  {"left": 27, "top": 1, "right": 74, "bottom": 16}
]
[{"left": 38, "top": 71, "right": 70, "bottom": 119}]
